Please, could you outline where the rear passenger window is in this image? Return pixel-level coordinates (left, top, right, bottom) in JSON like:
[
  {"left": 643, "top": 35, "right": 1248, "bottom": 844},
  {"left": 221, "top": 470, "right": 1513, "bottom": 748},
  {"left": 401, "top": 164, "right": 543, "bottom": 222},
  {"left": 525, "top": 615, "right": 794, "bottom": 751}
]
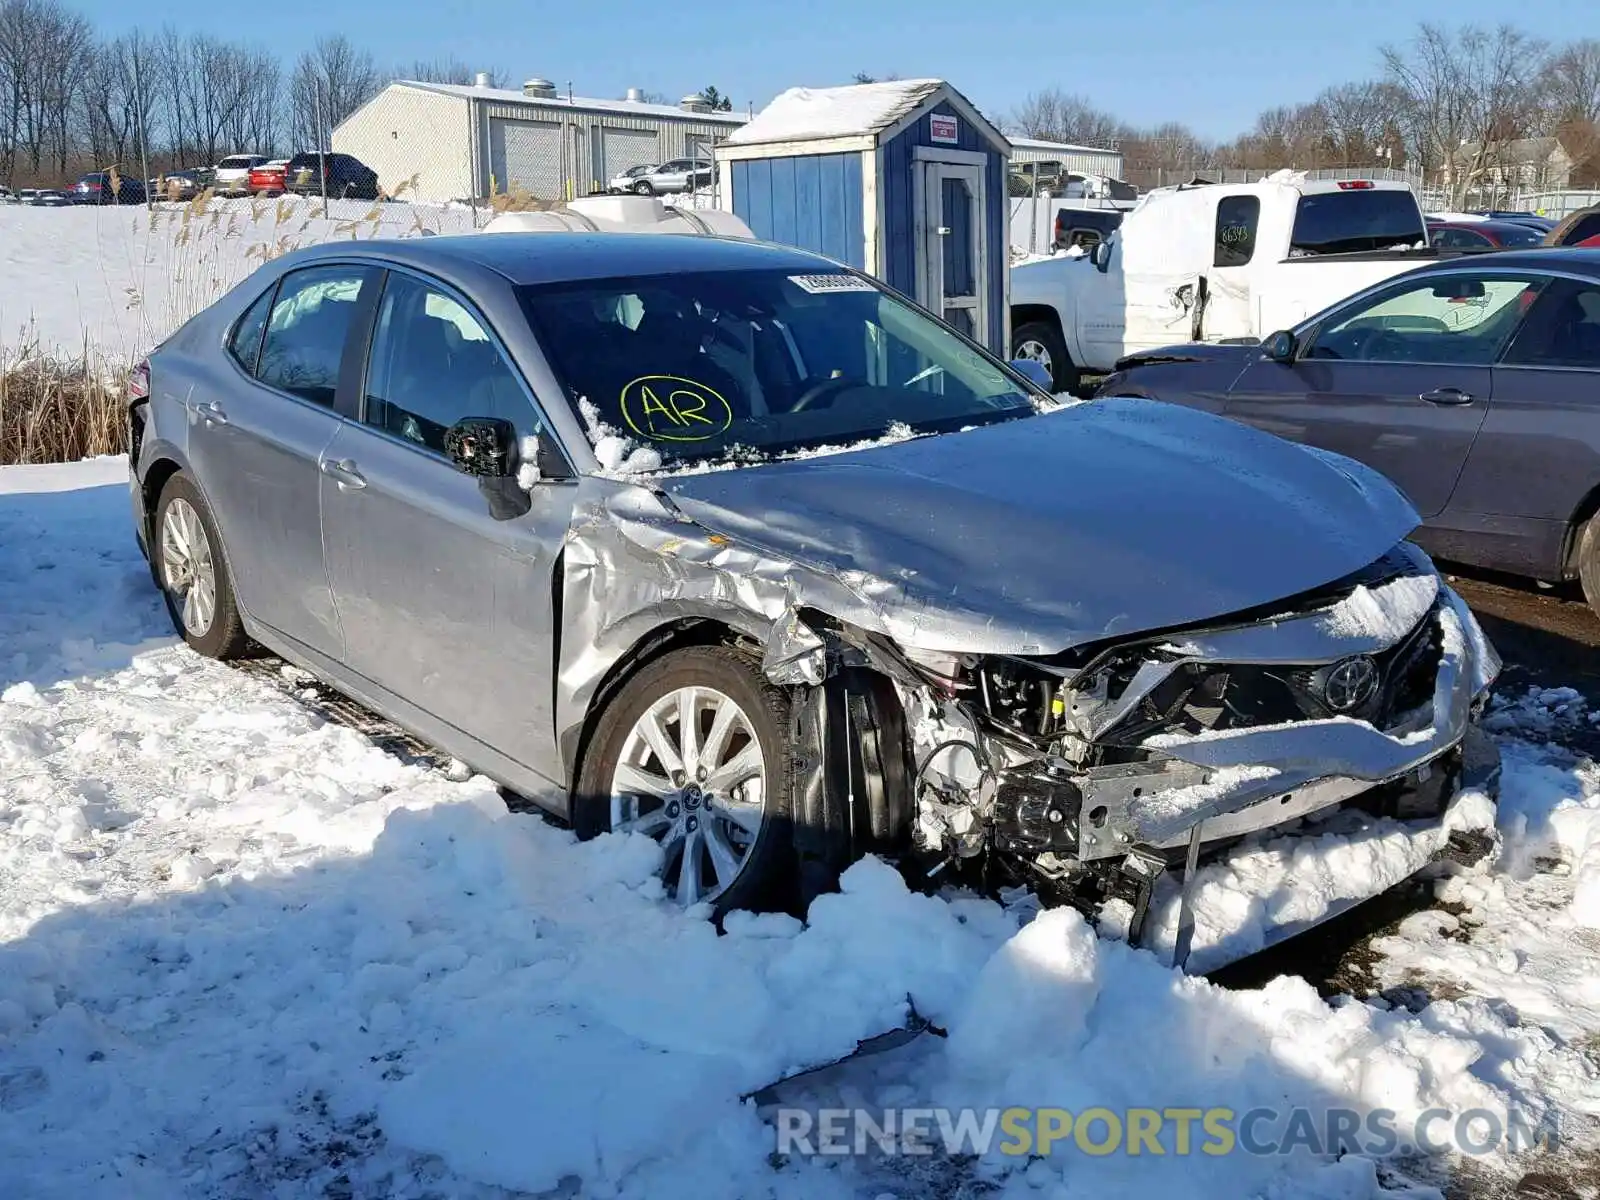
[
  {"left": 1503, "top": 280, "right": 1600, "bottom": 369},
  {"left": 362, "top": 272, "right": 535, "bottom": 453},
  {"left": 256, "top": 265, "right": 374, "bottom": 406},
  {"left": 227, "top": 286, "right": 276, "bottom": 374},
  {"left": 1214, "top": 195, "right": 1260, "bottom": 267}
]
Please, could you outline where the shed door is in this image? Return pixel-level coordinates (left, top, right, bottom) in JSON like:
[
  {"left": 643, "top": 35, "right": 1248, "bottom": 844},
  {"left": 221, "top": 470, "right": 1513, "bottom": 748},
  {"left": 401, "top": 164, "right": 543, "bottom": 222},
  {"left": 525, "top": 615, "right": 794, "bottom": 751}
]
[
  {"left": 489, "top": 118, "right": 563, "bottom": 201},
  {"left": 918, "top": 162, "right": 987, "bottom": 344},
  {"left": 600, "top": 127, "right": 659, "bottom": 180}
]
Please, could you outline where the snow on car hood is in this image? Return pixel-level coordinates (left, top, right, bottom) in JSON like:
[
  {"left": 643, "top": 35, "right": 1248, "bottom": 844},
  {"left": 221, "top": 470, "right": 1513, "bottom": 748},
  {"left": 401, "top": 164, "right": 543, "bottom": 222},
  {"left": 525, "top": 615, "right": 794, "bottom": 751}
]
[{"left": 658, "top": 396, "right": 1421, "bottom": 654}]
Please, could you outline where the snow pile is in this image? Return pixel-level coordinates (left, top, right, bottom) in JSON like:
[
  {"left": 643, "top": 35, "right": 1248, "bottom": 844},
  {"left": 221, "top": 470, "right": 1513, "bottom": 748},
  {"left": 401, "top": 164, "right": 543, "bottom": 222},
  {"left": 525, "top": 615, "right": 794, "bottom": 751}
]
[
  {"left": 0, "top": 198, "right": 478, "bottom": 363},
  {"left": 1317, "top": 572, "right": 1440, "bottom": 642},
  {"left": 725, "top": 79, "right": 943, "bottom": 145},
  {"left": 3, "top": 458, "right": 1599, "bottom": 1198},
  {"left": 1125, "top": 788, "right": 1497, "bottom": 972}
]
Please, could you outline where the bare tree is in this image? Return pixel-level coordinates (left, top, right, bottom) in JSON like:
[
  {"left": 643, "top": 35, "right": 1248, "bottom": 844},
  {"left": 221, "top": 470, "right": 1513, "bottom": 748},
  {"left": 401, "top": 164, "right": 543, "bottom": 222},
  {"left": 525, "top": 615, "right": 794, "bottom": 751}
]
[
  {"left": 79, "top": 31, "right": 158, "bottom": 170},
  {"left": 0, "top": 0, "right": 93, "bottom": 181},
  {"left": 405, "top": 58, "right": 505, "bottom": 88},
  {"left": 1385, "top": 23, "right": 1547, "bottom": 205},
  {"left": 1315, "top": 80, "right": 1410, "bottom": 167},
  {"left": 1007, "top": 88, "right": 1121, "bottom": 148},
  {"left": 288, "top": 35, "right": 379, "bottom": 150},
  {"left": 1542, "top": 40, "right": 1600, "bottom": 184}
]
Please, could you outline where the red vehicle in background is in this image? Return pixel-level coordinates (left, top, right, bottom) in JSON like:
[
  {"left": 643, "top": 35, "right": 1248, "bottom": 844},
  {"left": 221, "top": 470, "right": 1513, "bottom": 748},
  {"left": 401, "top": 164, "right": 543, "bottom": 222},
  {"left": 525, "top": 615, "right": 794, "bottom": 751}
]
[{"left": 247, "top": 160, "right": 288, "bottom": 196}]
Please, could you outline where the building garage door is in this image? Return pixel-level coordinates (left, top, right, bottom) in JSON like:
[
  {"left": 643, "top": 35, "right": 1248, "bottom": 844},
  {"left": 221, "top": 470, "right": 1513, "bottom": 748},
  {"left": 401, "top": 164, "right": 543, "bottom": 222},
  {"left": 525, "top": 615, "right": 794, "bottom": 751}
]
[
  {"left": 489, "top": 118, "right": 563, "bottom": 201},
  {"left": 600, "top": 127, "right": 659, "bottom": 180}
]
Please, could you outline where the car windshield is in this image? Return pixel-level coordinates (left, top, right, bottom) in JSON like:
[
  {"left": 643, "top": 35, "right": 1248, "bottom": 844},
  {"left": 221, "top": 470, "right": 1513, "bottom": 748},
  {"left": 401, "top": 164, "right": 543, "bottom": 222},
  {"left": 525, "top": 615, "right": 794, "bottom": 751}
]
[
  {"left": 1493, "top": 223, "right": 1545, "bottom": 247},
  {"left": 517, "top": 267, "right": 1042, "bottom": 471},
  {"left": 1290, "top": 188, "right": 1427, "bottom": 255}
]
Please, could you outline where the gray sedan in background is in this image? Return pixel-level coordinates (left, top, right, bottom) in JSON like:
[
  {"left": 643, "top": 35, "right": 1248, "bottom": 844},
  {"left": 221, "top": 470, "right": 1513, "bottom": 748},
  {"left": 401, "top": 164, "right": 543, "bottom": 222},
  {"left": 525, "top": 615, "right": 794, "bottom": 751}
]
[
  {"left": 1099, "top": 250, "right": 1600, "bottom": 615},
  {"left": 127, "top": 231, "right": 1498, "bottom": 967}
]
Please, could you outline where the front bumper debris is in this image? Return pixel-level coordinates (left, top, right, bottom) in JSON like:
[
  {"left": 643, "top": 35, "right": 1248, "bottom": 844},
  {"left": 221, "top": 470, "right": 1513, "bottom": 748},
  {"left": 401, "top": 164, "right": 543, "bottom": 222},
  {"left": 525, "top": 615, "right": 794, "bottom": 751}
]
[{"left": 897, "top": 561, "right": 1503, "bottom": 972}]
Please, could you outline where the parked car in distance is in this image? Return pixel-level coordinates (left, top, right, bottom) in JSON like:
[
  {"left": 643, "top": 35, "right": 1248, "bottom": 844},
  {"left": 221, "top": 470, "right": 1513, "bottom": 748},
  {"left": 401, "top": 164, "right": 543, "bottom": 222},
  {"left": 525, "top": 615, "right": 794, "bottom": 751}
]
[
  {"left": 248, "top": 160, "right": 289, "bottom": 195},
  {"left": 1011, "top": 177, "right": 1435, "bottom": 392},
  {"left": 283, "top": 152, "right": 380, "bottom": 200},
  {"left": 157, "top": 169, "right": 211, "bottom": 201},
  {"left": 1546, "top": 206, "right": 1600, "bottom": 247},
  {"left": 1428, "top": 218, "right": 1546, "bottom": 250},
  {"left": 1468, "top": 210, "right": 1557, "bottom": 235},
  {"left": 609, "top": 158, "right": 712, "bottom": 195},
  {"left": 214, "top": 154, "right": 270, "bottom": 196},
  {"left": 1098, "top": 249, "right": 1600, "bottom": 613},
  {"left": 125, "top": 231, "right": 1499, "bottom": 968},
  {"left": 606, "top": 163, "right": 659, "bottom": 193},
  {"left": 29, "top": 187, "right": 74, "bottom": 207},
  {"left": 73, "top": 171, "right": 145, "bottom": 205},
  {"left": 1052, "top": 206, "right": 1122, "bottom": 251}
]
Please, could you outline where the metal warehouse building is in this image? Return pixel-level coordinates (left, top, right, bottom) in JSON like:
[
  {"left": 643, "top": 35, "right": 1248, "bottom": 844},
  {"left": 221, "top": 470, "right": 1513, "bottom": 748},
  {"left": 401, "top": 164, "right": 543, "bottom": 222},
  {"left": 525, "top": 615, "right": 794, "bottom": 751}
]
[
  {"left": 332, "top": 77, "right": 747, "bottom": 205},
  {"left": 1008, "top": 136, "right": 1124, "bottom": 180}
]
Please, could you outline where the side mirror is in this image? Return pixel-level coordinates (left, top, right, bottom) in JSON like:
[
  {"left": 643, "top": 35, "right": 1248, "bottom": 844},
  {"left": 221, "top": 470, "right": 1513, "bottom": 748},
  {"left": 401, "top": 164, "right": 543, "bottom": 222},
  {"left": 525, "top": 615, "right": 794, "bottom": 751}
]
[
  {"left": 1010, "top": 358, "right": 1053, "bottom": 390},
  {"left": 1265, "top": 330, "right": 1298, "bottom": 363},
  {"left": 445, "top": 417, "right": 516, "bottom": 478},
  {"left": 1091, "top": 239, "right": 1114, "bottom": 272}
]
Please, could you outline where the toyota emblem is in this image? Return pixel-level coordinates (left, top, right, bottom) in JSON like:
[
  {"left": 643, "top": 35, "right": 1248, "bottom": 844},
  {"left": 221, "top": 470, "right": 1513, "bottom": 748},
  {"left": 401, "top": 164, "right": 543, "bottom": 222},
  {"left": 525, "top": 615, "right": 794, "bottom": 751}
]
[{"left": 1322, "top": 655, "right": 1380, "bottom": 713}]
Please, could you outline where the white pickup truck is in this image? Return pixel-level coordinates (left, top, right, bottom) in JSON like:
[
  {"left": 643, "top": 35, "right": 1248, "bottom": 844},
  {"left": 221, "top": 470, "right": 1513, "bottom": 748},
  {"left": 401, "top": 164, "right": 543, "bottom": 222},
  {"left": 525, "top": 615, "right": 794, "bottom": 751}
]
[{"left": 1009, "top": 175, "right": 1440, "bottom": 391}]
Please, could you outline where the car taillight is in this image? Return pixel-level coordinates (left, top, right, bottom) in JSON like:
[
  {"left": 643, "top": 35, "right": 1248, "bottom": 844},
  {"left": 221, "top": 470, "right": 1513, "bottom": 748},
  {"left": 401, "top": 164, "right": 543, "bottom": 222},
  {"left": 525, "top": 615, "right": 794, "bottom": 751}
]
[
  {"left": 1336, "top": 180, "right": 1374, "bottom": 190},
  {"left": 128, "top": 360, "right": 150, "bottom": 401}
]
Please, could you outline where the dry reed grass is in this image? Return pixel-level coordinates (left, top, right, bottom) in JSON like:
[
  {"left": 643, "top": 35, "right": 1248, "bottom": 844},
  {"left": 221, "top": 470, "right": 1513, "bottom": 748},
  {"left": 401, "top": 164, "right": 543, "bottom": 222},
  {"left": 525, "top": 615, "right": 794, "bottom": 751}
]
[{"left": 1, "top": 178, "right": 469, "bottom": 466}]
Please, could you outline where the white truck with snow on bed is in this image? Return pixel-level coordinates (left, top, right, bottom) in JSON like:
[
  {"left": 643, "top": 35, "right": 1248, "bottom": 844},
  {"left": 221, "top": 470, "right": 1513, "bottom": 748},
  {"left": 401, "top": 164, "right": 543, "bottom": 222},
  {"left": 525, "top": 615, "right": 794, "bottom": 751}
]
[{"left": 1009, "top": 175, "right": 1439, "bottom": 391}]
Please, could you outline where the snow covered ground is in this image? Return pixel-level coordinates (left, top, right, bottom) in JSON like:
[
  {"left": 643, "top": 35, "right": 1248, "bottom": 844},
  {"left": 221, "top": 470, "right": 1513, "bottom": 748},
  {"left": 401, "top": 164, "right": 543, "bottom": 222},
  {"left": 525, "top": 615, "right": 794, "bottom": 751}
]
[
  {"left": 3, "top": 457, "right": 1600, "bottom": 1199},
  {"left": 0, "top": 198, "right": 480, "bottom": 365}
]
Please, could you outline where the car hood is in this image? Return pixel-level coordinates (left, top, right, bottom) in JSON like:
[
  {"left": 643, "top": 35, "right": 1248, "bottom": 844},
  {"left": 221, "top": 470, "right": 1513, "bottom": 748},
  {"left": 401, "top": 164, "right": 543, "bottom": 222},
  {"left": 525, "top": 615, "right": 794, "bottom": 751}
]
[
  {"left": 656, "top": 397, "right": 1420, "bottom": 654},
  {"left": 1114, "top": 342, "right": 1257, "bottom": 371}
]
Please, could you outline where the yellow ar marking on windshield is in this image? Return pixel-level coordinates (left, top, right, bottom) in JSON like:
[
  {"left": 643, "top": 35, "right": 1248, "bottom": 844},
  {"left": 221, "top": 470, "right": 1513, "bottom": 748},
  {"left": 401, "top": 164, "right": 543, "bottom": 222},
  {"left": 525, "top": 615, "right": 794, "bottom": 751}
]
[{"left": 621, "top": 375, "right": 733, "bottom": 442}]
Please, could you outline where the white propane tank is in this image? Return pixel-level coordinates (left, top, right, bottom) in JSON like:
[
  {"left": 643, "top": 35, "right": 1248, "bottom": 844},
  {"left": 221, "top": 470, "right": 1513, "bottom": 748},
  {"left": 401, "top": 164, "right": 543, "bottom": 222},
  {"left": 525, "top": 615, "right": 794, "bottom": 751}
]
[{"left": 481, "top": 194, "right": 755, "bottom": 239}]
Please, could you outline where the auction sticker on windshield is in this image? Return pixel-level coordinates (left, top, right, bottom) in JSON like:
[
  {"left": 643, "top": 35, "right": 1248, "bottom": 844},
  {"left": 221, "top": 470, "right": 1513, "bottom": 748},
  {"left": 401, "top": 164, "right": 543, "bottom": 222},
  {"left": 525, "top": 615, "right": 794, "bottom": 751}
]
[
  {"left": 620, "top": 375, "right": 734, "bottom": 442},
  {"left": 787, "top": 274, "right": 879, "bottom": 294}
]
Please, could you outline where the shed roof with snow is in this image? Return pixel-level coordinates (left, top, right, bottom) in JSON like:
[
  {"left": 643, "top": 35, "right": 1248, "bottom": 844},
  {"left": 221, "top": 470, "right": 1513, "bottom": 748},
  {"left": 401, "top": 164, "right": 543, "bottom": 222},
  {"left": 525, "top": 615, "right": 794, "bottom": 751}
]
[{"left": 717, "top": 79, "right": 1012, "bottom": 354}]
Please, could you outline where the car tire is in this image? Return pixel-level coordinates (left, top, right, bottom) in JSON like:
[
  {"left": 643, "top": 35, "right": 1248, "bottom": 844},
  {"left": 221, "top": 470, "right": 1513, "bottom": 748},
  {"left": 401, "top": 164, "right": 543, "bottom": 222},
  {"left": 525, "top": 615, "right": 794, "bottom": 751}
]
[
  {"left": 153, "top": 473, "right": 251, "bottom": 660},
  {"left": 632, "top": 180, "right": 654, "bottom": 196},
  {"left": 1012, "top": 320, "right": 1078, "bottom": 395},
  {"left": 573, "top": 645, "right": 797, "bottom": 917},
  {"left": 1576, "top": 513, "right": 1600, "bottom": 621}
]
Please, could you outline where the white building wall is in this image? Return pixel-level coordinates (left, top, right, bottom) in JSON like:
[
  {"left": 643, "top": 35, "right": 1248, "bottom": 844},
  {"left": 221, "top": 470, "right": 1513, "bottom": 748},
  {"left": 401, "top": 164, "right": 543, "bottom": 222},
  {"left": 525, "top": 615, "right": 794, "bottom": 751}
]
[{"left": 331, "top": 86, "right": 475, "bottom": 204}]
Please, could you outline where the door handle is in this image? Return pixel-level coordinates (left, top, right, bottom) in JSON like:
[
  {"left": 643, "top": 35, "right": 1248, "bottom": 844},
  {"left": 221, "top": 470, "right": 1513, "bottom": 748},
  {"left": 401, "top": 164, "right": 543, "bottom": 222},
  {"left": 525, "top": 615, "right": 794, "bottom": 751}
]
[
  {"left": 187, "top": 398, "right": 229, "bottom": 426},
  {"left": 319, "top": 457, "right": 367, "bottom": 490},
  {"left": 1418, "top": 387, "right": 1474, "bottom": 406}
]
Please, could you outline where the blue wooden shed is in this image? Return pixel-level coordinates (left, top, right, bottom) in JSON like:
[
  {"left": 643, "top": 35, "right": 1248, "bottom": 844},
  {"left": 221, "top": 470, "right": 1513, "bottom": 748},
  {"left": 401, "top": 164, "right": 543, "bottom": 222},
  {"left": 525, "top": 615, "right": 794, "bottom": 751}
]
[{"left": 716, "top": 79, "right": 1012, "bottom": 356}]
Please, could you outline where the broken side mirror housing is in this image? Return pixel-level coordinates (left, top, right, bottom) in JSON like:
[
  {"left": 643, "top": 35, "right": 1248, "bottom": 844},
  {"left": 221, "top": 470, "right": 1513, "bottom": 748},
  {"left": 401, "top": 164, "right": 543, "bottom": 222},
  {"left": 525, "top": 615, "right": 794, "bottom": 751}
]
[
  {"left": 1265, "top": 330, "right": 1298, "bottom": 363},
  {"left": 445, "top": 417, "right": 516, "bottom": 478},
  {"left": 1010, "top": 358, "right": 1053, "bottom": 391}
]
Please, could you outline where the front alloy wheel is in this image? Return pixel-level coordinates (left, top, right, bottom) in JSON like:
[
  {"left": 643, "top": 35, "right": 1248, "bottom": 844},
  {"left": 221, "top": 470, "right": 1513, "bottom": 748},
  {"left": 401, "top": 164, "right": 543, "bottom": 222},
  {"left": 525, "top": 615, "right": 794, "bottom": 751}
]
[
  {"left": 574, "top": 646, "right": 796, "bottom": 916},
  {"left": 610, "top": 685, "right": 766, "bottom": 906}
]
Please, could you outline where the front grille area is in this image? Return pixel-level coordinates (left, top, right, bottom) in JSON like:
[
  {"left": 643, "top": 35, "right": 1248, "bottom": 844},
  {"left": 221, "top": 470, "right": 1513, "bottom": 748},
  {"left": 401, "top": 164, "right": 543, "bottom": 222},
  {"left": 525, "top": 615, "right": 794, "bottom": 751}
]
[{"left": 1098, "top": 599, "right": 1444, "bottom": 750}]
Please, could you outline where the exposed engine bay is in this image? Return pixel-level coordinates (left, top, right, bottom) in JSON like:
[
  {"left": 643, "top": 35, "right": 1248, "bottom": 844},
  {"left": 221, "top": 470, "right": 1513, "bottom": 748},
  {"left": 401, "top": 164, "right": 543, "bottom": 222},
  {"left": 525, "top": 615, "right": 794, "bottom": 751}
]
[{"left": 763, "top": 542, "right": 1502, "bottom": 968}]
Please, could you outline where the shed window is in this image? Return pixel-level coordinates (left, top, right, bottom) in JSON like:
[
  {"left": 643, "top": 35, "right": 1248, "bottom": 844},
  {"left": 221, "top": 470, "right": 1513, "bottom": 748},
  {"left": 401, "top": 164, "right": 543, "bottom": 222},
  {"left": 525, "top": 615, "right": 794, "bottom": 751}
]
[{"left": 1214, "top": 196, "right": 1261, "bottom": 268}]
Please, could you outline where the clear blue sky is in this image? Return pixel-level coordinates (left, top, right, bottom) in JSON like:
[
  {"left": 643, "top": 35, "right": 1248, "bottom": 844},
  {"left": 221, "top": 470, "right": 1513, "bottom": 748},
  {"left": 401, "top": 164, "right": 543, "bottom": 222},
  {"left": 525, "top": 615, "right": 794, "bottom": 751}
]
[{"left": 78, "top": 0, "right": 1576, "bottom": 141}]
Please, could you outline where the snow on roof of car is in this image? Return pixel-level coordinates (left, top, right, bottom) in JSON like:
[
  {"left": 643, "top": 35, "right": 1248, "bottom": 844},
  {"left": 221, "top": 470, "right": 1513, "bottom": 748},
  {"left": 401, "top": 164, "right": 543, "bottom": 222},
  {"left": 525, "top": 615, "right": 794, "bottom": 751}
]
[
  {"left": 723, "top": 79, "right": 945, "bottom": 145},
  {"left": 397, "top": 80, "right": 747, "bottom": 124}
]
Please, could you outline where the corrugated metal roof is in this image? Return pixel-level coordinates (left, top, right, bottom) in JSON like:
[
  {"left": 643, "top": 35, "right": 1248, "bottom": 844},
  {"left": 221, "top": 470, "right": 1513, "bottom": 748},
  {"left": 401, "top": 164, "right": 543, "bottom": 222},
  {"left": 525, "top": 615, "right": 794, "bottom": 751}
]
[
  {"left": 724, "top": 79, "right": 945, "bottom": 145},
  {"left": 1008, "top": 136, "right": 1120, "bottom": 156},
  {"left": 398, "top": 80, "right": 747, "bottom": 124}
]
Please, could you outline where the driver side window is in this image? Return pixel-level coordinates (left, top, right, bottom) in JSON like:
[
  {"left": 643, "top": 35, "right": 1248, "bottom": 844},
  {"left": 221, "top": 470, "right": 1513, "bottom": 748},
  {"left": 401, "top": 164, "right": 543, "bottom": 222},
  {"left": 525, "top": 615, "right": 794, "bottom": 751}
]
[
  {"left": 363, "top": 272, "right": 540, "bottom": 455},
  {"left": 1307, "top": 274, "right": 1542, "bottom": 366}
]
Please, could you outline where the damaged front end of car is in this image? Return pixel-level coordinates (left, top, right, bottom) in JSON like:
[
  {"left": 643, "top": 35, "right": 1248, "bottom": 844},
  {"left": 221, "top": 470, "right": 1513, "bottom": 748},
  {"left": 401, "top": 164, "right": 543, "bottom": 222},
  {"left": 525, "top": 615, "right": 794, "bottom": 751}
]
[{"left": 759, "top": 541, "right": 1501, "bottom": 971}]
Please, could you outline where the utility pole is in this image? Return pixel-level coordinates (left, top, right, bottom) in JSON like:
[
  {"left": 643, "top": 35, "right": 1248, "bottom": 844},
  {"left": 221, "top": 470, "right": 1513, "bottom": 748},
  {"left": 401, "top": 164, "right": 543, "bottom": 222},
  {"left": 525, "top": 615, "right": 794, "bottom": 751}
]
[
  {"left": 315, "top": 76, "right": 329, "bottom": 219},
  {"left": 134, "top": 46, "right": 152, "bottom": 213}
]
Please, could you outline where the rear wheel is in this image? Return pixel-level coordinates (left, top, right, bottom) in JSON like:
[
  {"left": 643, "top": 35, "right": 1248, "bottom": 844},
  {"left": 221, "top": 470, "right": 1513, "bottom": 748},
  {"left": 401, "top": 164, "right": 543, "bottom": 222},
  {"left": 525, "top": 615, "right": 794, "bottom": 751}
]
[
  {"left": 1012, "top": 319, "right": 1078, "bottom": 395},
  {"left": 154, "top": 473, "right": 251, "bottom": 660},
  {"left": 1575, "top": 512, "right": 1600, "bottom": 621},
  {"left": 632, "top": 180, "right": 654, "bottom": 196},
  {"left": 574, "top": 647, "right": 796, "bottom": 916}
]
